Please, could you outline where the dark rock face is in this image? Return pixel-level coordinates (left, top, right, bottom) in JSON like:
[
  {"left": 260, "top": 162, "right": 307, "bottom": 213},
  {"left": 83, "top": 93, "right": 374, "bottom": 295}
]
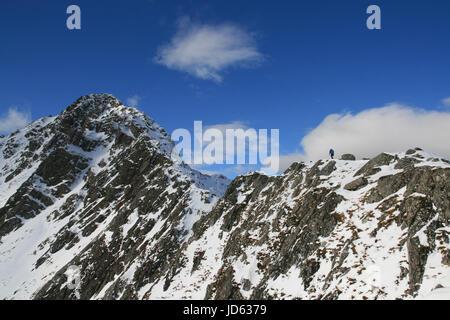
[
  {"left": 344, "top": 177, "right": 368, "bottom": 191},
  {"left": 354, "top": 153, "right": 394, "bottom": 177},
  {"left": 394, "top": 157, "right": 419, "bottom": 170},
  {"left": 205, "top": 266, "right": 244, "bottom": 300},
  {"left": 320, "top": 161, "right": 336, "bottom": 176},
  {"left": 0, "top": 146, "right": 89, "bottom": 238},
  {"left": 341, "top": 154, "right": 356, "bottom": 161}
]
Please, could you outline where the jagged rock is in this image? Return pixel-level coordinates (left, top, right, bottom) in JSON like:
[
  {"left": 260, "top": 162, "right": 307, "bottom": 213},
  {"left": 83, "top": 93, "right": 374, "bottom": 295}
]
[
  {"left": 204, "top": 266, "right": 243, "bottom": 300},
  {"left": 191, "top": 250, "right": 205, "bottom": 274},
  {"left": 344, "top": 177, "right": 368, "bottom": 191},
  {"left": 284, "top": 162, "right": 306, "bottom": 174},
  {"left": 365, "top": 173, "right": 405, "bottom": 203},
  {"left": 443, "top": 253, "right": 450, "bottom": 266},
  {"left": 341, "top": 154, "right": 356, "bottom": 161},
  {"left": 242, "top": 279, "right": 252, "bottom": 291},
  {"left": 395, "top": 157, "right": 419, "bottom": 170},
  {"left": 354, "top": 153, "right": 394, "bottom": 177},
  {"left": 320, "top": 161, "right": 336, "bottom": 176}
]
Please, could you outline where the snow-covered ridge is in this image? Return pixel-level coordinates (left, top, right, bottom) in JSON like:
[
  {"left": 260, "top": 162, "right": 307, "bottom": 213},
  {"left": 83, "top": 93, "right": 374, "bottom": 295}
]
[
  {"left": 0, "top": 95, "right": 448, "bottom": 300},
  {"left": 146, "top": 149, "right": 449, "bottom": 300}
]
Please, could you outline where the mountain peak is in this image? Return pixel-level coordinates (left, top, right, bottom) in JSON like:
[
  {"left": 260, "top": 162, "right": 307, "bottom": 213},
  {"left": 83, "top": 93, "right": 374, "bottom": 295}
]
[
  {"left": 0, "top": 94, "right": 230, "bottom": 299},
  {"left": 61, "top": 93, "right": 129, "bottom": 124},
  {"left": 67, "top": 93, "right": 123, "bottom": 111},
  {"left": 44, "top": 93, "right": 174, "bottom": 156}
]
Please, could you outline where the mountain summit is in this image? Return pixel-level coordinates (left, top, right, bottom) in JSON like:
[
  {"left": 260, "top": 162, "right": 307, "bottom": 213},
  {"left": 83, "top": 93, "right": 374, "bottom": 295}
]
[
  {"left": 0, "top": 94, "right": 229, "bottom": 299},
  {"left": 0, "top": 95, "right": 449, "bottom": 300}
]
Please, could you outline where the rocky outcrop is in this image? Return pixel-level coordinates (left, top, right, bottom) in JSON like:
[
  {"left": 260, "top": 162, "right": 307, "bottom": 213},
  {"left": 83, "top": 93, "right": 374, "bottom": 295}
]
[
  {"left": 344, "top": 177, "right": 368, "bottom": 191},
  {"left": 354, "top": 153, "right": 394, "bottom": 177},
  {"left": 341, "top": 154, "right": 356, "bottom": 161}
]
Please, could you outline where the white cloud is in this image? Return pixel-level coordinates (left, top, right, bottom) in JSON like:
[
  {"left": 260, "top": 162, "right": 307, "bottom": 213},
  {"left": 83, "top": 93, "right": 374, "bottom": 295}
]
[
  {"left": 442, "top": 97, "right": 450, "bottom": 107},
  {"left": 154, "top": 19, "right": 263, "bottom": 82},
  {"left": 126, "top": 95, "right": 141, "bottom": 108},
  {"left": 0, "top": 108, "right": 31, "bottom": 134},
  {"left": 279, "top": 104, "right": 450, "bottom": 171},
  {"left": 201, "top": 121, "right": 278, "bottom": 172},
  {"left": 278, "top": 152, "right": 306, "bottom": 172},
  {"left": 198, "top": 121, "right": 250, "bottom": 164},
  {"left": 204, "top": 121, "right": 249, "bottom": 133}
]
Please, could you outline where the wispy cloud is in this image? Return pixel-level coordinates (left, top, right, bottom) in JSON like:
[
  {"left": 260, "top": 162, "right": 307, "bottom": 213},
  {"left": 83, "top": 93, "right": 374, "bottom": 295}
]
[
  {"left": 0, "top": 108, "right": 31, "bottom": 134},
  {"left": 279, "top": 104, "right": 450, "bottom": 171},
  {"left": 194, "top": 121, "right": 278, "bottom": 176},
  {"left": 154, "top": 18, "right": 263, "bottom": 82},
  {"left": 204, "top": 121, "right": 249, "bottom": 133},
  {"left": 442, "top": 97, "right": 450, "bottom": 107},
  {"left": 126, "top": 95, "right": 141, "bottom": 108},
  {"left": 196, "top": 121, "right": 250, "bottom": 164}
]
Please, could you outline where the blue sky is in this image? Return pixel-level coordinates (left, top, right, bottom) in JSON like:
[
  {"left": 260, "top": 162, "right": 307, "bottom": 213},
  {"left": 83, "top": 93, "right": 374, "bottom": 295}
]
[{"left": 1, "top": 0, "right": 450, "bottom": 176}]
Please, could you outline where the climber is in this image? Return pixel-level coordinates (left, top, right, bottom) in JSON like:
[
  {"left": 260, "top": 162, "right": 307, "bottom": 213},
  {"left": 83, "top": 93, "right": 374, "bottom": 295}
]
[{"left": 329, "top": 148, "right": 335, "bottom": 159}]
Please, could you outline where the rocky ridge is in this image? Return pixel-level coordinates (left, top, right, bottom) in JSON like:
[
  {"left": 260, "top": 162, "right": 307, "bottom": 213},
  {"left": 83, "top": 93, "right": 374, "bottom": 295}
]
[{"left": 0, "top": 95, "right": 449, "bottom": 300}]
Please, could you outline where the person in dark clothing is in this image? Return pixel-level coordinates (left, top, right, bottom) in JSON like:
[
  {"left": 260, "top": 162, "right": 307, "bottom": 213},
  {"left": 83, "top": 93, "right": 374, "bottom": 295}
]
[{"left": 329, "top": 148, "right": 335, "bottom": 159}]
